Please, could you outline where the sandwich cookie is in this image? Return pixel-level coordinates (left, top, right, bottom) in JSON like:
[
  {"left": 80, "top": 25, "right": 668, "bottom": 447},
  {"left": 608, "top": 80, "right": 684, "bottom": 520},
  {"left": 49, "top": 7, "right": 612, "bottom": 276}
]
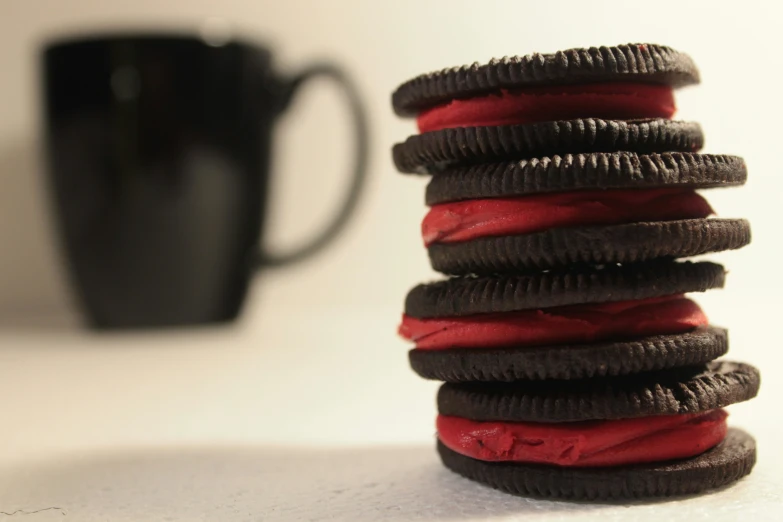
[
  {"left": 420, "top": 153, "right": 750, "bottom": 274},
  {"left": 436, "top": 361, "right": 759, "bottom": 499},
  {"left": 401, "top": 261, "right": 728, "bottom": 381}
]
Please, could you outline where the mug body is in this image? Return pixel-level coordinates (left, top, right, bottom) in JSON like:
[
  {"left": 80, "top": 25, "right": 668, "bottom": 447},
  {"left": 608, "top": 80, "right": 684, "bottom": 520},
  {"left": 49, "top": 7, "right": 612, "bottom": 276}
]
[{"left": 43, "top": 33, "right": 279, "bottom": 328}]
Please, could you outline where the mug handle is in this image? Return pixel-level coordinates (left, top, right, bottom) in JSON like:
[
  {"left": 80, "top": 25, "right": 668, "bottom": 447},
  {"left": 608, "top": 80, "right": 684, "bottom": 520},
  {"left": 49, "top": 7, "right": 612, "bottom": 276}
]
[{"left": 255, "top": 63, "right": 369, "bottom": 268}]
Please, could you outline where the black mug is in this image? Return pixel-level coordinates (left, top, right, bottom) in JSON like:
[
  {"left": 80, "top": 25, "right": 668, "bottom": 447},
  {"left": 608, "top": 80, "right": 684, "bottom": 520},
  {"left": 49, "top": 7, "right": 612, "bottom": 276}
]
[{"left": 42, "top": 32, "right": 367, "bottom": 329}]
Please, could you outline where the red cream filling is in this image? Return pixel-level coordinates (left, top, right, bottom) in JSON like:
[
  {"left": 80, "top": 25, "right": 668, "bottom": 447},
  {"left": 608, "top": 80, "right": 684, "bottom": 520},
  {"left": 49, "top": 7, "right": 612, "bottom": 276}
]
[
  {"left": 417, "top": 82, "right": 676, "bottom": 133},
  {"left": 399, "top": 295, "right": 706, "bottom": 350},
  {"left": 437, "top": 410, "right": 728, "bottom": 467},
  {"left": 422, "top": 188, "right": 713, "bottom": 246}
]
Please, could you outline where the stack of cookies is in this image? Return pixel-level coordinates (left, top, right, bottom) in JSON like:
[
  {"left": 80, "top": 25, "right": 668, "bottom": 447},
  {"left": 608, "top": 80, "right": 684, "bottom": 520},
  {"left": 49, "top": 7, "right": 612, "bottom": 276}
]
[{"left": 392, "top": 44, "right": 760, "bottom": 500}]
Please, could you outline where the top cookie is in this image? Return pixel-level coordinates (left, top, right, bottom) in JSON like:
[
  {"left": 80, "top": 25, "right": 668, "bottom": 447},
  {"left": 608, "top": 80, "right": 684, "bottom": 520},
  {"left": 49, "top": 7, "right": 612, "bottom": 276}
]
[{"left": 392, "top": 44, "right": 699, "bottom": 116}]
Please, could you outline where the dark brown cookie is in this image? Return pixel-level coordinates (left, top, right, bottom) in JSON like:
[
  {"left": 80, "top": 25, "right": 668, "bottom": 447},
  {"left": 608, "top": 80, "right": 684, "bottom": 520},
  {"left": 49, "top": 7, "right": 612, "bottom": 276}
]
[
  {"left": 409, "top": 326, "right": 728, "bottom": 382},
  {"left": 393, "top": 44, "right": 699, "bottom": 116},
  {"left": 423, "top": 153, "right": 746, "bottom": 204},
  {"left": 428, "top": 218, "right": 751, "bottom": 275},
  {"left": 437, "top": 361, "right": 760, "bottom": 422},
  {"left": 437, "top": 428, "right": 755, "bottom": 500},
  {"left": 393, "top": 119, "right": 704, "bottom": 174},
  {"left": 405, "top": 260, "right": 724, "bottom": 319}
]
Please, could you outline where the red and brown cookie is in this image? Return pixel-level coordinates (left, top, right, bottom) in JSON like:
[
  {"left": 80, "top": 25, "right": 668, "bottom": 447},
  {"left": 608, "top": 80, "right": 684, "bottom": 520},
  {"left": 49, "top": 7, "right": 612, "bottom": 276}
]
[
  {"left": 392, "top": 44, "right": 701, "bottom": 173},
  {"left": 392, "top": 44, "right": 699, "bottom": 117},
  {"left": 436, "top": 361, "right": 759, "bottom": 499},
  {"left": 401, "top": 261, "right": 727, "bottom": 381},
  {"left": 421, "top": 156, "right": 750, "bottom": 273}
]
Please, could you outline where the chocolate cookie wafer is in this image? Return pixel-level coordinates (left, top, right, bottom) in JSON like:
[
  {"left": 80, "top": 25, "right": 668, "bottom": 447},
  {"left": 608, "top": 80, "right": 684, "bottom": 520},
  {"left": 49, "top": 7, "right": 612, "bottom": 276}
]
[
  {"left": 410, "top": 327, "right": 728, "bottom": 382},
  {"left": 404, "top": 260, "right": 724, "bottom": 318},
  {"left": 437, "top": 361, "right": 759, "bottom": 422},
  {"left": 427, "top": 219, "right": 751, "bottom": 274},
  {"left": 424, "top": 152, "right": 746, "bottom": 203},
  {"left": 393, "top": 119, "right": 704, "bottom": 174}
]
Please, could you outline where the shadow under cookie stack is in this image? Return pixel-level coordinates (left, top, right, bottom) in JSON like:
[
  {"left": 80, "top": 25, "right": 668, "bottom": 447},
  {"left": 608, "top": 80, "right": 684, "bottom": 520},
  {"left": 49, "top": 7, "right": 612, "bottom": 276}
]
[{"left": 392, "top": 44, "right": 760, "bottom": 501}]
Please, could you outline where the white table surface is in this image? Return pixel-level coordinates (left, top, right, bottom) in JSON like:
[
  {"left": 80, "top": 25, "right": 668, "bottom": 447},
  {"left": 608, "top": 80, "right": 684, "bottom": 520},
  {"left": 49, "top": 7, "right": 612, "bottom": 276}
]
[{"left": 0, "top": 301, "right": 780, "bottom": 521}]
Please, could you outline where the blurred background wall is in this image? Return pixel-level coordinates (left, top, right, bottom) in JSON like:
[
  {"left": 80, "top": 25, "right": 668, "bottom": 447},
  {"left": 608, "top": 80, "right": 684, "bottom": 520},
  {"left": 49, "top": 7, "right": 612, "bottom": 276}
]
[
  {"left": 1, "top": 0, "right": 774, "bottom": 325},
  {"left": 0, "top": 0, "right": 778, "bottom": 461}
]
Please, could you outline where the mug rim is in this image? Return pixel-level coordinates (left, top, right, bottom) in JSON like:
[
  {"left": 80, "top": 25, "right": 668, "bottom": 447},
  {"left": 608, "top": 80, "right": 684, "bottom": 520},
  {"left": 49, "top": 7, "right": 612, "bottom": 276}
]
[{"left": 42, "top": 30, "right": 270, "bottom": 54}]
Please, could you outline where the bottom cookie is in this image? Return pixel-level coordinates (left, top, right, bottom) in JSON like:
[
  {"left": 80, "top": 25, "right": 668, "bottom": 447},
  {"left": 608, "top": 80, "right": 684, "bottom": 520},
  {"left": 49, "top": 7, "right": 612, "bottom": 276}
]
[{"left": 437, "top": 428, "right": 755, "bottom": 500}]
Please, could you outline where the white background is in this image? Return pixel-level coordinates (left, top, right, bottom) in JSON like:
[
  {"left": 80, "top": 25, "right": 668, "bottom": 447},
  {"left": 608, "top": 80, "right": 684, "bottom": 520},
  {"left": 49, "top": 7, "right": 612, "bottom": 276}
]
[{"left": 0, "top": 0, "right": 780, "bottom": 520}]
